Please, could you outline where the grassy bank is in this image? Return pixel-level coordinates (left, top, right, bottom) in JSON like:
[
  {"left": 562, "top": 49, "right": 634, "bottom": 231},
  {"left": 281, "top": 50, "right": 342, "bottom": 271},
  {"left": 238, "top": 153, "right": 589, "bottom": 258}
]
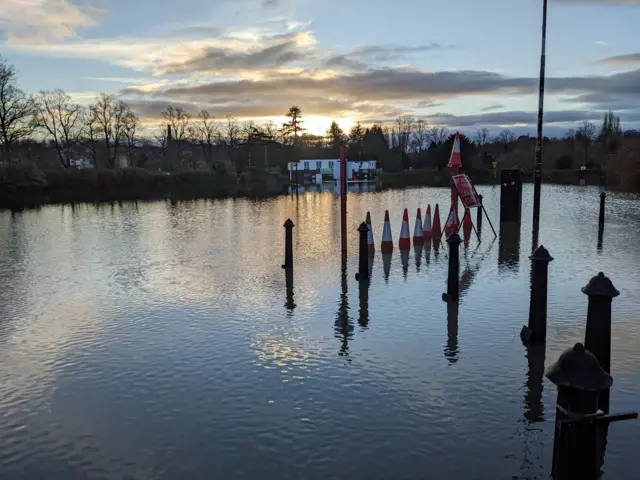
[{"left": 0, "top": 166, "right": 249, "bottom": 208}]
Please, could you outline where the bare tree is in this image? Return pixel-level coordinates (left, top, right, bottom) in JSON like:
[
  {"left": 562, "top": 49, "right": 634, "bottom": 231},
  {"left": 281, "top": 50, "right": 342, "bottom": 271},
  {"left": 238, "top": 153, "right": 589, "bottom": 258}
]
[
  {"left": 224, "top": 115, "right": 241, "bottom": 153},
  {"left": 391, "top": 115, "right": 415, "bottom": 151},
  {"left": 153, "top": 124, "right": 168, "bottom": 156},
  {"left": 576, "top": 120, "right": 598, "bottom": 167},
  {"left": 37, "top": 89, "right": 84, "bottom": 168},
  {"left": 475, "top": 128, "right": 491, "bottom": 147},
  {"left": 426, "top": 125, "right": 449, "bottom": 145},
  {"left": 89, "top": 93, "right": 133, "bottom": 168},
  {"left": 82, "top": 107, "right": 100, "bottom": 167},
  {"left": 0, "top": 57, "right": 39, "bottom": 164},
  {"left": 161, "top": 106, "right": 191, "bottom": 141},
  {"left": 190, "top": 109, "right": 218, "bottom": 166},
  {"left": 410, "top": 119, "right": 429, "bottom": 153},
  {"left": 496, "top": 130, "right": 517, "bottom": 144},
  {"left": 123, "top": 110, "right": 138, "bottom": 167}
]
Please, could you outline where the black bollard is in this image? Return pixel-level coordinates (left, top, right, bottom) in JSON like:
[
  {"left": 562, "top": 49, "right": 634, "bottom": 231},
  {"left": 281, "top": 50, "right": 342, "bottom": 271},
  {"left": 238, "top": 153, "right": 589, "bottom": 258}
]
[
  {"left": 281, "top": 218, "right": 294, "bottom": 270},
  {"left": 583, "top": 272, "right": 619, "bottom": 414},
  {"left": 445, "top": 232, "right": 462, "bottom": 302},
  {"left": 524, "top": 245, "right": 554, "bottom": 343},
  {"left": 598, "top": 191, "right": 606, "bottom": 231},
  {"left": 546, "top": 343, "right": 613, "bottom": 480},
  {"left": 500, "top": 169, "right": 522, "bottom": 223},
  {"left": 477, "top": 194, "right": 483, "bottom": 233},
  {"left": 356, "top": 222, "right": 369, "bottom": 281}
]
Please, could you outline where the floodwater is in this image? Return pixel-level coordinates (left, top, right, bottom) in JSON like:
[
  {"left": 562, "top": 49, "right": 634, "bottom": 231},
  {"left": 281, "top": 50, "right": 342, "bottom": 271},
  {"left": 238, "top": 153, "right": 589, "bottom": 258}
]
[{"left": 0, "top": 185, "right": 639, "bottom": 480}]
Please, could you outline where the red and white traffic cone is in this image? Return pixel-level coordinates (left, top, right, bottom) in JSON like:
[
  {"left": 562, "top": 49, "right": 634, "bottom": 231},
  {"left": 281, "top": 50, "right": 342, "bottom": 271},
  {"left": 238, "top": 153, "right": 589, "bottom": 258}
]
[
  {"left": 463, "top": 208, "right": 473, "bottom": 236},
  {"left": 432, "top": 204, "right": 442, "bottom": 239},
  {"left": 399, "top": 208, "right": 411, "bottom": 250},
  {"left": 423, "top": 204, "right": 432, "bottom": 240},
  {"left": 444, "top": 205, "right": 459, "bottom": 237},
  {"left": 413, "top": 208, "right": 424, "bottom": 245},
  {"left": 380, "top": 210, "right": 393, "bottom": 253},
  {"left": 366, "top": 211, "right": 375, "bottom": 255}
]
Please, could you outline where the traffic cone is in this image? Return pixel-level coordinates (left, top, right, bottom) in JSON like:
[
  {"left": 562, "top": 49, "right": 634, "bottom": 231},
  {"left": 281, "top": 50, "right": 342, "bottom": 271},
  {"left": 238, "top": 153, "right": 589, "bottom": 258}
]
[
  {"left": 380, "top": 210, "right": 393, "bottom": 253},
  {"left": 399, "top": 208, "right": 411, "bottom": 250},
  {"left": 423, "top": 204, "right": 432, "bottom": 240},
  {"left": 366, "top": 211, "right": 375, "bottom": 255},
  {"left": 444, "top": 205, "right": 459, "bottom": 237},
  {"left": 463, "top": 208, "right": 473, "bottom": 236},
  {"left": 432, "top": 204, "right": 442, "bottom": 238},
  {"left": 447, "top": 132, "right": 462, "bottom": 170},
  {"left": 413, "top": 208, "right": 424, "bottom": 245}
]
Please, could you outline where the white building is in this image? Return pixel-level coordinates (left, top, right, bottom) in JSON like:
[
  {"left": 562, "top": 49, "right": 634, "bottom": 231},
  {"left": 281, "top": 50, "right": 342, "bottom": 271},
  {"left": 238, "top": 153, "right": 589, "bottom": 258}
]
[{"left": 288, "top": 159, "right": 376, "bottom": 185}]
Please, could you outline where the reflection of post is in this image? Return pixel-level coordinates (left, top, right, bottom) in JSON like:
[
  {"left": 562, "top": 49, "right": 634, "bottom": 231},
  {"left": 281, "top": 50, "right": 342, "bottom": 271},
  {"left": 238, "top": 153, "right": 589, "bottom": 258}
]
[
  {"left": 401, "top": 248, "right": 409, "bottom": 279},
  {"left": 413, "top": 243, "right": 423, "bottom": 272},
  {"left": 446, "top": 232, "right": 461, "bottom": 302},
  {"left": 424, "top": 238, "right": 432, "bottom": 265},
  {"left": 382, "top": 253, "right": 392, "bottom": 283},
  {"left": 445, "top": 300, "right": 459, "bottom": 364},
  {"left": 340, "top": 145, "right": 347, "bottom": 255},
  {"left": 335, "top": 253, "right": 353, "bottom": 357},
  {"left": 358, "top": 276, "right": 369, "bottom": 328},
  {"left": 498, "top": 222, "right": 521, "bottom": 272},
  {"left": 524, "top": 343, "right": 545, "bottom": 423},
  {"left": 285, "top": 269, "right": 296, "bottom": 314}
]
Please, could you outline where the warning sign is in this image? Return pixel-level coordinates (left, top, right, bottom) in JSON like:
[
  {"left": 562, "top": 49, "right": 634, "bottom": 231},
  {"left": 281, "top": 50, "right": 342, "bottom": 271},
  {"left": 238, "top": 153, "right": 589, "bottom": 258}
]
[{"left": 453, "top": 174, "right": 481, "bottom": 208}]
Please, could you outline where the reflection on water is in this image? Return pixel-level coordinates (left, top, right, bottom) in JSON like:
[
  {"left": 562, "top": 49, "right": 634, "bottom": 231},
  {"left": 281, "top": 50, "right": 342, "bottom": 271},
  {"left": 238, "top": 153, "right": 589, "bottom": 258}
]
[
  {"left": 1, "top": 185, "right": 640, "bottom": 479},
  {"left": 499, "top": 222, "right": 521, "bottom": 273},
  {"left": 400, "top": 248, "right": 409, "bottom": 279}
]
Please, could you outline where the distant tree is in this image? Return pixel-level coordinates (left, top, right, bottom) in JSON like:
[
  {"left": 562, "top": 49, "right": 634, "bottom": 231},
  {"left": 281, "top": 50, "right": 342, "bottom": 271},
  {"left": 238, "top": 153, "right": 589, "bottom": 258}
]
[
  {"left": 348, "top": 121, "right": 365, "bottom": 146},
  {"left": 576, "top": 120, "right": 598, "bottom": 167},
  {"left": 282, "top": 106, "right": 305, "bottom": 145},
  {"left": 599, "top": 111, "right": 621, "bottom": 141},
  {"left": 426, "top": 125, "right": 449, "bottom": 145},
  {"left": 161, "top": 106, "right": 191, "bottom": 142},
  {"left": 224, "top": 115, "right": 241, "bottom": 158},
  {"left": 410, "top": 119, "right": 430, "bottom": 154},
  {"left": 326, "top": 120, "right": 345, "bottom": 149},
  {"left": 153, "top": 124, "right": 168, "bottom": 156},
  {"left": 82, "top": 107, "right": 100, "bottom": 166},
  {"left": 0, "top": 56, "right": 39, "bottom": 164},
  {"left": 190, "top": 109, "right": 218, "bottom": 165},
  {"left": 555, "top": 154, "right": 573, "bottom": 170},
  {"left": 36, "top": 89, "right": 84, "bottom": 168},
  {"left": 89, "top": 93, "right": 133, "bottom": 168},
  {"left": 391, "top": 115, "right": 415, "bottom": 151},
  {"left": 123, "top": 110, "right": 138, "bottom": 167},
  {"left": 475, "top": 127, "right": 491, "bottom": 147}
]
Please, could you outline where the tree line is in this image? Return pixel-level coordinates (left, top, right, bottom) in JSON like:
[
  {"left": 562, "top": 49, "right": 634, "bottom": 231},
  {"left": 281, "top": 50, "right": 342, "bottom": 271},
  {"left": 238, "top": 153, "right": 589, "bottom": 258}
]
[{"left": 1, "top": 56, "right": 637, "bottom": 175}]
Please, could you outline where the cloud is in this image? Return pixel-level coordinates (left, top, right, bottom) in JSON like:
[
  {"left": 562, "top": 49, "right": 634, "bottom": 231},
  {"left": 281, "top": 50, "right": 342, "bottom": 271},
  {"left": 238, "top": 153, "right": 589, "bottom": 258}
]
[
  {"left": 323, "top": 43, "right": 449, "bottom": 71},
  {"left": 481, "top": 104, "right": 506, "bottom": 112},
  {"left": 595, "top": 53, "right": 640, "bottom": 67},
  {"left": 0, "top": 0, "right": 103, "bottom": 42}
]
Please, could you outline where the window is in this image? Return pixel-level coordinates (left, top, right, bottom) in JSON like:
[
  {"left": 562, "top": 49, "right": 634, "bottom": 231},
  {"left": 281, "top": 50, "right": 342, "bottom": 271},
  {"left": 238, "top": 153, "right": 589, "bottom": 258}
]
[
  {"left": 316, "top": 161, "right": 322, "bottom": 170},
  {"left": 328, "top": 161, "right": 334, "bottom": 169},
  {"left": 303, "top": 161, "right": 310, "bottom": 170}
]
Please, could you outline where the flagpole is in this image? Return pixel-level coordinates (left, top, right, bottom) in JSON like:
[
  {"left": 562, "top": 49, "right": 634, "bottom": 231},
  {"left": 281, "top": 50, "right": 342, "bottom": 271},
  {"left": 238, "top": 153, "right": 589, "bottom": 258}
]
[{"left": 532, "top": 0, "right": 548, "bottom": 229}]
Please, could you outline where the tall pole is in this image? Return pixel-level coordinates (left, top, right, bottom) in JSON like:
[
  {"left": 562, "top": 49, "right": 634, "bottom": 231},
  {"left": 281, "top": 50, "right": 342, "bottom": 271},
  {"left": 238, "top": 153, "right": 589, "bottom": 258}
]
[{"left": 532, "top": 0, "right": 548, "bottom": 228}]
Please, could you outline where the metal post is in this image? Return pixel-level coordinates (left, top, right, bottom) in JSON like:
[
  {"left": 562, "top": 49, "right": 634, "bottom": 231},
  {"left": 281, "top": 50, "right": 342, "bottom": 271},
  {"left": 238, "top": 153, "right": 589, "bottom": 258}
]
[
  {"left": 446, "top": 232, "right": 462, "bottom": 302},
  {"left": 356, "top": 222, "right": 369, "bottom": 281},
  {"left": 526, "top": 245, "right": 554, "bottom": 343},
  {"left": 532, "top": 0, "right": 548, "bottom": 228},
  {"left": 476, "top": 194, "right": 483, "bottom": 233},
  {"left": 583, "top": 272, "right": 619, "bottom": 414},
  {"left": 340, "top": 145, "right": 347, "bottom": 254},
  {"left": 598, "top": 191, "right": 606, "bottom": 231},
  {"left": 282, "top": 218, "right": 294, "bottom": 270}
]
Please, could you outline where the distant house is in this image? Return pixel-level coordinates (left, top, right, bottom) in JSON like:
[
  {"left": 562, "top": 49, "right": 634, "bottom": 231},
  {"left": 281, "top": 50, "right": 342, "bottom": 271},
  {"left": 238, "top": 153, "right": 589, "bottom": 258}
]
[{"left": 288, "top": 159, "right": 377, "bottom": 185}]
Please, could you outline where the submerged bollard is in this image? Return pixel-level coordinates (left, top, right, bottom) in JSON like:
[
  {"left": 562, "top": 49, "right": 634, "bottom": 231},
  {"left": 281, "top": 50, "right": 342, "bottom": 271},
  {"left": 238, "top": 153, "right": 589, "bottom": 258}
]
[
  {"left": 583, "top": 272, "right": 619, "bottom": 414},
  {"left": 356, "top": 222, "right": 369, "bottom": 281},
  {"left": 599, "top": 191, "right": 606, "bottom": 231},
  {"left": 523, "top": 245, "right": 554, "bottom": 343},
  {"left": 281, "top": 218, "right": 295, "bottom": 270},
  {"left": 444, "top": 232, "right": 462, "bottom": 302},
  {"left": 477, "top": 194, "right": 483, "bottom": 233}
]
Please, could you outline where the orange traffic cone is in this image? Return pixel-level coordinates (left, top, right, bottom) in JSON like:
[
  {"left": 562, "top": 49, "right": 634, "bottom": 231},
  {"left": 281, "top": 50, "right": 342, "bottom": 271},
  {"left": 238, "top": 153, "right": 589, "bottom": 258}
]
[
  {"left": 463, "top": 208, "right": 473, "bottom": 235},
  {"left": 399, "top": 208, "right": 411, "bottom": 250},
  {"left": 366, "top": 211, "right": 375, "bottom": 255},
  {"left": 413, "top": 208, "right": 424, "bottom": 245},
  {"left": 444, "top": 205, "right": 459, "bottom": 237},
  {"left": 381, "top": 210, "right": 393, "bottom": 253},
  {"left": 432, "top": 204, "right": 442, "bottom": 238},
  {"left": 423, "top": 204, "right": 432, "bottom": 240}
]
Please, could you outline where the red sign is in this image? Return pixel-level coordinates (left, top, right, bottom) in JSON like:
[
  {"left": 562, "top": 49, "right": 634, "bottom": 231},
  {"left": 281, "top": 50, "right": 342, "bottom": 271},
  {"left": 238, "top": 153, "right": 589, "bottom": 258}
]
[{"left": 452, "top": 174, "right": 481, "bottom": 208}]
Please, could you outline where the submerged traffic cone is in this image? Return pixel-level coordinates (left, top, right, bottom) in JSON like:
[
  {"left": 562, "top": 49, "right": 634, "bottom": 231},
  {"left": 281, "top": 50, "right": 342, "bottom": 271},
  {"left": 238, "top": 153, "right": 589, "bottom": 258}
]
[
  {"left": 423, "top": 205, "right": 432, "bottom": 240},
  {"left": 444, "top": 205, "right": 459, "bottom": 237},
  {"left": 366, "top": 211, "right": 375, "bottom": 255},
  {"left": 432, "top": 204, "right": 442, "bottom": 238},
  {"left": 381, "top": 210, "right": 393, "bottom": 253},
  {"left": 413, "top": 208, "right": 424, "bottom": 245},
  {"left": 399, "top": 208, "right": 411, "bottom": 250}
]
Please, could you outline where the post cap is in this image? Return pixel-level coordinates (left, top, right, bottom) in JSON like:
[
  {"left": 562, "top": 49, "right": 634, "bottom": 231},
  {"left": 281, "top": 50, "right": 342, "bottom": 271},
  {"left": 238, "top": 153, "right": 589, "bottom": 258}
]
[
  {"left": 600, "top": 191, "right": 606, "bottom": 199},
  {"left": 283, "top": 218, "right": 295, "bottom": 228},
  {"left": 581, "top": 272, "right": 619, "bottom": 298},
  {"left": 358, "top": 222, "right": 369, "bottom": 233},
  {"left": 529, "top": 245, "right": 554, "bottom": 262},
  {"left": 545, "top": 343, "right": 613, "bottom": 392},
  {"left": 447, "top": 232, "right": 462, "bottom": 245}
]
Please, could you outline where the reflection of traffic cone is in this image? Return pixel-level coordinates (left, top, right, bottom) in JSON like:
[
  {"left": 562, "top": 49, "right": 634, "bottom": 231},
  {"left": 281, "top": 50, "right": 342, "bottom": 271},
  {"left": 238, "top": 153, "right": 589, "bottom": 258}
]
[
  {"left": 414, "top": 243, "right": 423, "bottom": 272},
  {"left": 399, "top": 208, "right": 411, "bottom": 250},
  {"left": 462, "top": 208, "right": 472, "bottom": 247},
  {"left": 425, "top": 237, "right": 432, "bottom": 265},
  {"left": 366, "top": 211, "right": 375, "bottom": 255},
  {"left": 401, "top": 248, "right": 409, "bottom": 278},
  {"left": 432, "top": 204, "right": 442, "bottom": 238},
  {"left": 381, "top": 210, "right": 393, "bottom": 253},
  {"left": 445, "top": 205, "right": 459, "bottom": 237},
  {"left": 423, "top": 205, "right": 432, "bottom": 240},
  {"left": 413, "top": 208, "right": 424, "bottom": 245},
  {"left": 382, "top": 252, "right": 392, "bottom": 283}
]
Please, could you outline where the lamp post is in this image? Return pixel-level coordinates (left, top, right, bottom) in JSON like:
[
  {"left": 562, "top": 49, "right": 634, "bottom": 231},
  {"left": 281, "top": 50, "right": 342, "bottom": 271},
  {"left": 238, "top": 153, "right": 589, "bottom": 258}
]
[{"left": 532, "top": 0, "right": 548, "bottom": 228}]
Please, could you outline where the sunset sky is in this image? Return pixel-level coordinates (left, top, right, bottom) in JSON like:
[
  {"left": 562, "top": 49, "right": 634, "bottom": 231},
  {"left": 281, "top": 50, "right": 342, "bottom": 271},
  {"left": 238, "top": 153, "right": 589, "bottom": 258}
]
[{"left": 1, "top": 0, "right": 639, "bottom": 136}]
